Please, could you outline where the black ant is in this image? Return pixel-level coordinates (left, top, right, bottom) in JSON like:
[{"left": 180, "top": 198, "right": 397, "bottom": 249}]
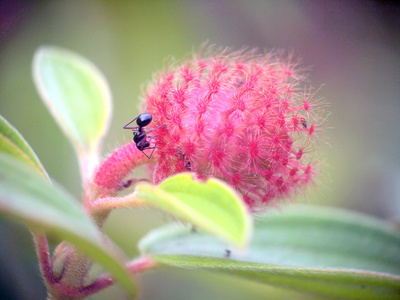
[
  {"left": 300, "top": 117, "right": 307, "bottom": 128},
  {"left": 175, "top": 148, "right": 192, "bottom": 171},
  {"left": 123, "top": 109, "right": 164, "bottom": 159},
  {"left": 224, "top": 249, "right": 231, "bottom": 258}
]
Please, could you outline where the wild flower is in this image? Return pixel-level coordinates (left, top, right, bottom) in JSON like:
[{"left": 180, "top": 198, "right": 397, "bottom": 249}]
[{"left": 137, "top": 48, "right": 325, "bottom": 211}]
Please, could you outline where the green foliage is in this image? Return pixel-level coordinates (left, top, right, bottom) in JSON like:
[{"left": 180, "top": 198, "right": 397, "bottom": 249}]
[
  {"left": 139, "top": 205, "right": 400, "bottom": 299},
  {"left": 0, "top": 153, "right": 137, "bottom": 296},
  {"left": 2, "top": 45, "right": 398, "bottom": 299},
  {"left": 0, "top": 115, "right": 47, "bottom": 178},
  {"left": 135, "top": 173, "right": 252, "bottom": 248},
  {"left": 33, "top": 46, "right": 112, "bottom": 178}
]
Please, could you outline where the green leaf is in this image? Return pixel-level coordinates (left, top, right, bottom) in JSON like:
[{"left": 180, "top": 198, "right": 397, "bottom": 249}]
[
  {"left": 32, "top": 46, "right": 112, "bottom": 179},
  {"left": 135, "top": 173, "right": 252, "bottom": 248},
  {"left": 139, "top": 205, "right": 400, "bottom": 300},
  {"left": 0, "top": 153, "right": 136, "bottom": 297},
  {"left": 0, "top": 115, "right": 48, "bottom": 178}
]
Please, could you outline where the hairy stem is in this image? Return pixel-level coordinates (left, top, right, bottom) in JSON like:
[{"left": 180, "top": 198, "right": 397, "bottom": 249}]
[
  {"left": 88, "top": 142, "right": 157, "bottom": 202},
  {"left": 86, "top": 190, "right": 147, "bottom": 226},
  {"left": 33, "top": 232, "right": 54, "bottom": 285}
]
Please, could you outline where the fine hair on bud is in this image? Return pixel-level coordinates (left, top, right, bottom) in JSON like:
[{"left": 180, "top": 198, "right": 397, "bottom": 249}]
[{"left": 142, "top": 47, "right": 327, "bottom": 211}]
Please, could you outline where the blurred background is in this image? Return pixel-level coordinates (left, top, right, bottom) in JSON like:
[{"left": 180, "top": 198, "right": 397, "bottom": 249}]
[{"left": 0, "top": 0, "right": 399, "bottom": 299}]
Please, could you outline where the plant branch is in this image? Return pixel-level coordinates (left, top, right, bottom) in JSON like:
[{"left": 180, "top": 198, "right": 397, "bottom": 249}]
[
  {"left": 33, "top": 232, "right": 55, "bottom": 285},
  {"left": 127, "top": 255, "right": 158, "bottom": 274},
  {"left": 88, "top": 141, "right": 157, "bottom": 201},
  {"left": 87, "top": 190, "right": 147, "bottom": 222}
]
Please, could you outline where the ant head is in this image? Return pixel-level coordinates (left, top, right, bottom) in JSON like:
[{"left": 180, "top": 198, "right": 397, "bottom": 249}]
[{"left": 137, "top": 113, "right": 152, "bottom": 127}]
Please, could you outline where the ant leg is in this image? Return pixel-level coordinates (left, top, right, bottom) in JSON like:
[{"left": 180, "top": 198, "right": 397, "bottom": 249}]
[
  {"left": 146, "top": 134, "right": 157, "bottom": 140},
  {"left": 124, "top": 108, "right": 153, "bottom": 129},
  {"left": 124, "top": 125, "right": 140, "bottom": 130},
  {"left": 142, "top": 124, "right": 166, "bottom": 135},
  {"left": 123, "top": 116, "right": 140, "bottom": 130},
  {"left": 142, "top": 146, "right": 156, "bottom": 159}
]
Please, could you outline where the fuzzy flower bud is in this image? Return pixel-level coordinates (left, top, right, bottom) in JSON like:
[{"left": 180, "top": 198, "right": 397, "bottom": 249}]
[{"left": 142, "top": 49, "right": 325, "bottom": 211}]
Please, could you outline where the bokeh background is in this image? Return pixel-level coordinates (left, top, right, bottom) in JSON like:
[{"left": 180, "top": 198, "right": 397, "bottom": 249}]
[{"left": 0, "top": 1, "right": 399, "bottom": 299}]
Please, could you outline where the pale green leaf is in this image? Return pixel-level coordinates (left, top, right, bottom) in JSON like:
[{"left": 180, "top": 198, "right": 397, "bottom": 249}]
[
  {"left": 139, "top": 205, "right": 400, "bottom": 300},
  {"left": 0, "top": 153, "right": 136, "bottom": 296},
  {"left": 135, "top": 173, "right": 252, "bottom": 248},
  {"left": 0, "top": 114, "right": 48, "bottom": 178},
  {"left": 32, "top": 46, "right": 112, "bottom": 179}
]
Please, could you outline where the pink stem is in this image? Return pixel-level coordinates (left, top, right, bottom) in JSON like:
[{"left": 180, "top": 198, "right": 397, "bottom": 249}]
[
  {"left": 33, "top": 232, "right": 55, "bottom": 284},
  {"left": 89, "top": 142, "right": 156, "bottom": 200},
  {"left": 86, "top": 192, "right": 147, "bottom": 218},
  {"left": 127, "top": 255, "right": 158, "bottom": 274},
  {"left": 51, "top": 274, "right": 114, "bottom": 298}
]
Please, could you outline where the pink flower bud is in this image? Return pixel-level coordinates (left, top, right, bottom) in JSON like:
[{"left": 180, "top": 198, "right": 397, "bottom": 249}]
[{"left": 143, "top": 49, "right": 325, "bottom": 211}]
